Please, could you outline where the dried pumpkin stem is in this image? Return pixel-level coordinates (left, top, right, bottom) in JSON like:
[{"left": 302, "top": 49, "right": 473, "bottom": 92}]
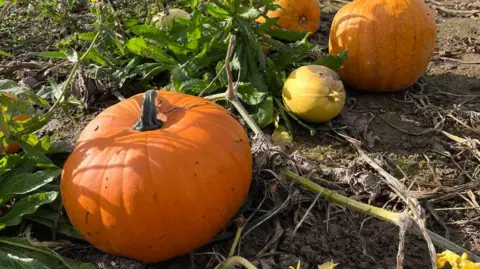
[
  {"left": 281, "top": 169, "right": 403, "bottom": 225},
  {"left": 132, "top": 90, "right": 163, "bottom": 131},
  {"left": 228, "top": 216, "right": 245, "bottom": 258},
  {"left": 205, "top": 35, "right": 263, "bottom": 137}
]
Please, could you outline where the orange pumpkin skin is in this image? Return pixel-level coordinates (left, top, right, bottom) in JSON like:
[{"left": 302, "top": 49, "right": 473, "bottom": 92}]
[
  {"left": 0, "top": 93, "right": 29, "bottom": 154},
  {"left": 256, "top": 0, "right": 321, "bottom": 33},
  {"left": 328, "top": 0, "right": 436, "bottom": 92},
  {"left": 61, "top": 91, "right": 253, "bottom": 262}
]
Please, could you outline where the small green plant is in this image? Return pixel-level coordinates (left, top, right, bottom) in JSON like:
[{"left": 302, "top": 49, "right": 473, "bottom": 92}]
[
  {"left": 0, "top": 81, "right": 94, "bottom": 268},
  {"left": 0, "top": 29, "right": 100, "bottom": 268}
]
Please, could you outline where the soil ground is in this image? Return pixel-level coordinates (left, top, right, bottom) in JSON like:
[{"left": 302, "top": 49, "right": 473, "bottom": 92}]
[{"left": 1, "top": 0, "right": 479, "bottom": 268}]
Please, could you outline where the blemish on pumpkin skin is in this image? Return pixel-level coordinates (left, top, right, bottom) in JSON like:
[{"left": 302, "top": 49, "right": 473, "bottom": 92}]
[
  {"left": 148, "top": 245, "right": 152, "bottom": 249},
  {"left": 106, "top": 177, "right": 108, "bottom": 181},
  {"left": 153, "top": 194, "right": 157, "bottom": 199},
  {"left": 85, "top": 211, "right": 90, "bottom": 224},
  {"left": 202, "top": 216, "right": 206, "bottom": 219},
  {"left": 157, "top": 235, "right": 166, "bottom": 240},
  {"left": 231, "top": 188, "right": 235, "bottom": 192},
  {"left": 86, "top": 232, "right": 92, "bottom": 236},
  {"left": 94, "top": 125, "right": 99, "bottom": 131},
  {"left": 195, "top": 161, "right": 199, "bottom": 164}
]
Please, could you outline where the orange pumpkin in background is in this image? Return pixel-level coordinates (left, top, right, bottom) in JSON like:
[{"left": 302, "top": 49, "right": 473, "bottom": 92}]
[
  {"left": 328, "top": 0, "right": 436, "bottom": 92},
  {"left": 256, "top": 0, "right": 321, "bottom": 33},
  {"left": 0, "top": 93, "right": 29, "bottom": 154},
  {"left": 61, "top": 90, "right": 253, "bottom": 262}
]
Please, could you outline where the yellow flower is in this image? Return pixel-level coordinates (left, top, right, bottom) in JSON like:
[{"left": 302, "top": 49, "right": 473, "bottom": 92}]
[
  {"left": 437, "top": 250, "right": 480, "bottom": 269},
  {"left": 318, "top": 260, "right": 338, "bottom": 269},
  {"left": 289, "top": 260, "right": 301, "bottom": 269},
  {"left": 288, "top": 260, "right": 338, "bottom": 269}
]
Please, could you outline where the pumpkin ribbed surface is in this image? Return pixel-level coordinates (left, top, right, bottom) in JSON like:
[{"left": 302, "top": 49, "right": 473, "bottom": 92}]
[
  {"left": 61, "top": 91, "right": 252, "bottom": 262},
  {"left": 329, "top": 0, "right": 436, "bottom": 92},
  {"left": 256, "top": 0, "right": 321, "bottom": 33}
]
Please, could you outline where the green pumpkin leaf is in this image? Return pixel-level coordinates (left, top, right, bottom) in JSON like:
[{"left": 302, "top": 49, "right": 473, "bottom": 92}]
[
  {"left": 125, "top": 37, "right": 177, "bottom": 66},
  {"left": 28, "top": 216, "right": 83, "bottom": 240},
  {"left": 140, "top": 65, "right": 167, "bottom": 83},
  {"left": 314, "top": 50, "right": 348, "bottom": 70},
  {"left": 0, "top": 237, "right": 95, "bottom": 269},
  {"left": 273, "top": 39, "right": 313, "bottom": 70},
  {"left": 204, "top": 2, "right": 231, "bottom": 19},
  {"left": 27, "top": 209, "right": 83, "bottom": 239},
  {"left": 82, "top": 48, "right": 111, "bottom": 67},
  {"left": 0, "top": 50, "right": 12, "bottom": 57},
  {"left": 0, "top": 154, "right": 23, "bottom": 178},
  {"left": 237, "top": 83, "right": 267, "bottom": 105},
  {"left": 265, "top": 58, "right": 284, "bottom": 97},
  {"left": 0, "top": 169, "right": 61, "bottom": 206},
  {"left": 215, "top": 61, "right": 228, "bottom": 87},
  {"left": 0, "top": 191, "right": 58, "bottom": 230},
  {"left": 33, "top": 51, "right": 67, "bottom": 59},
  {"left": 127, "top": 25, "right": 189, "bottom": 55},
  {"left": 236, "top": 7, "right": 261, "bottom": 20},
  {"left": 0, "top": 79, "right": 17, "bottom": 90},
  {"left": 111, "top": 56, "right": 143, "bottom": 87},
  {"left": 124, "top": 19, "right": 141, "bottom": 28},
  {"left": 256, "top": 17, "right": 280, "bottom": 32},
  {"left": 78, "top": 31, "right": 97, "bottom": 41},
  {"left": 64, "top": 49, "right": 78, "bottom": 63},
  {"left": 18, "top": 140, "right": 54, "bottom": 167},
  {"left": 187, "top": 11, "right": 202, "bottom": 50},
  {"left": 192, "top": 0, "right": 200, "bottom": 8},
  {"left": 276, "top": 98, "right": 316, "bottom": 135},
  {"left": 0, "top": 83, "right": 50, "bottom": 108},
  {"left": 256, "top": 95, "right": 274, "bottom": 128},
  {"left": 179, "top": 79, "right": 210, "bottom": 94},
  {"left": 266, "top": 29, "right": 310, "bottom": 42}
]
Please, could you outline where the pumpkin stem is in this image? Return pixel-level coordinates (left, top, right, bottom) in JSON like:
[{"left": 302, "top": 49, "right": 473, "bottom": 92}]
[
  {"left": 299, "top": 15, "right": 307, "bottom": 25},
  {"left": 132, "top": 90, "right": 163, "bottom": 131},
  {"left": 228, "top": 216, "right": 245, "bottom": 258}
]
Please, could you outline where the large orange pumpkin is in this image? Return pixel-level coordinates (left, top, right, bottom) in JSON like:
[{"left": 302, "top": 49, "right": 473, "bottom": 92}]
[
  {"left": 256, "top": 0, "right": 321, "bottom": 33},
  {"left": 61, "top": 90, "right": 253, "bottom": 262},
  {"left": 328, "top": 0, "right": 436, "bottom": 92},
  {"left": 0, "top": 93, "right": 29, "bottom": 154}
]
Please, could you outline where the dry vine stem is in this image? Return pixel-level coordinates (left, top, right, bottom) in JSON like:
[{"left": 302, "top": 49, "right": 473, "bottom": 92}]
[
  {"left": 206, "top": 35, "right": 262, "bottom": 269},
  {"left": 280, "top": 170, "right": 480, "bottom": 263},
  {"left": 205, "top": 36, "right": 263, "bottom": 137},
  {"left": 341, "top": 133, "right": 438, "bottom": 269}
]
